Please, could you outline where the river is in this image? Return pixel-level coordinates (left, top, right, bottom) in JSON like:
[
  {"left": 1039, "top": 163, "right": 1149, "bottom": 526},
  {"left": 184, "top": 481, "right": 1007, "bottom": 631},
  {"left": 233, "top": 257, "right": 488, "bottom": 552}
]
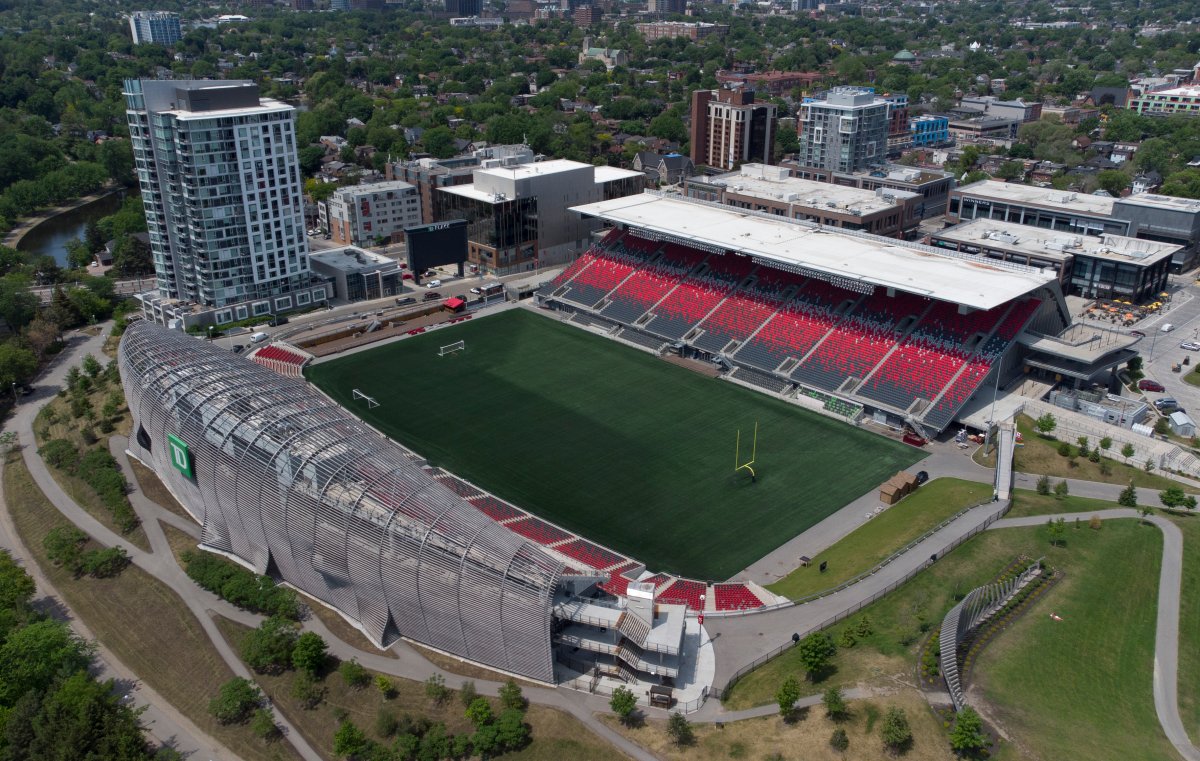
[{"left": 15, "top": 191, "right": 132, "bottom": 266}]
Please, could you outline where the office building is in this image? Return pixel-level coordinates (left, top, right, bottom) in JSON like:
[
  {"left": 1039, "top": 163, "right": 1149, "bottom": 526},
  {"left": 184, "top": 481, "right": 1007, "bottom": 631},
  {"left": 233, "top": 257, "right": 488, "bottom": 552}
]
[
  {"left": 714, "top": 70, "right": 823, "bottom": 96},
  {"left": 647, "top": 0, "right": 686, "bottom": 13},
  {"left": 930, "top": 218, "right": 1177, "bottom": 303},
  {"left": 684, "top": 163, "right": 920, "bottom": 238},
  {"left": 797, "top": 87, "right": 891, "bottom": 173},
  {"left": 1130, "top": 86, "right": 1200, "bottom": 118},
  {"left": 884, "top": 94, "right": 911, "bottom": 152},
  {"left": 947, "top": 114, "right": 1020, "bottom": 143},
  {"left": 955, "top": 96, "right": 1042, "bottom": 123},
  {"left": 325, "top": 181, "right": 422, "bottom": 247},
  {"left": 445, "top": 0, "right": 483, "bottom": 14},
  {"left": 308, "top": 247, "right": 403, "bottom": 303},
  {"left": 910, "top": 114, "right": 951, "bottom": 147},
  {"left": 781, "top": 161, "right": 956, "bottom": 218},
  {"left": 689, "top": 88, "right": 778, "bottom": 170},
  {"left": 948, "top": 180, "right": 1200, "bottom": 272},
  {"left": 634, "top": 21, "right": 728, "bottom": 41},
  {"left": 125, "top": 79, "right": 327, "bottom": 328},
  {"left": 387, "top": 144, "right": 536, "bottom": 225},
  {"left": 437, "top": 159, "right": 642, "bottom": 274},
  {"left": 128, "top": 11, "right": 182, "bottom": 45}
]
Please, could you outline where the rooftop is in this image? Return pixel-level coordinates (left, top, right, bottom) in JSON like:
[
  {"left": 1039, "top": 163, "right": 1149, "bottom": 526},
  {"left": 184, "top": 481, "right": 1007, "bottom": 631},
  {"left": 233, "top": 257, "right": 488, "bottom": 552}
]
[
  {"left": 332, "top": 180, "right": 417, "bottom": 198},
  {"left": 441, "top": 160, "right": 640, "bottom": 204},
  {"left": 572, "top": 193, "right": 1053, "bottom": 310},
  {"left": 1136, "top": 85, "right": 1200, "bottom": 98},
  {"left": 956, "top": 180, "right": 1200, "bottom": 216},
  {"left": 309, "top": 246, "right": 400, "bottom": 274},
  {"left": 171, "top": 97, "right": 292, "bottom": 120},
  {"left": 933, "top": 218, "right": 1181, "bottom": 267},
  {"left": 703, "top": 164, "right": 916, "bottom": 215}
]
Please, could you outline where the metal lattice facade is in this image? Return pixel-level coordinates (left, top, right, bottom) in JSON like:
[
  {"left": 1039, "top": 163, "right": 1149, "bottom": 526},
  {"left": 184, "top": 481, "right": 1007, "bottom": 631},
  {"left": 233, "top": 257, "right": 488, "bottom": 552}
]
[{"left": 119, "top": 322, "right": 563, "bottom": 683}]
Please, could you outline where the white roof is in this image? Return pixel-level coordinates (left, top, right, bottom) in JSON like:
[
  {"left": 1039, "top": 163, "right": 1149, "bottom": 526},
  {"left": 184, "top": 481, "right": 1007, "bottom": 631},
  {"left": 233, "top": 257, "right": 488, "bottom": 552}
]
[
  {"left": 593, "top": 165, "right": 644, "bottom": 183},
  {"left": 956, "top": 180, "right": 1200, "bottom": 216},
  {"left": 171, "top": 98, "right": 292, "bottom": 120},
  {"left": 706, "top": 164, "right": 916, "bottom": 215},
  {"left": 572, "top": 193, "right": 1053, "bottom": 310},
  {"left": 1137, "top": 85, "right": 1200, "bottom": 99},
  {"left": 934, "top": 218, "right": 1180, "bottom": 267}
]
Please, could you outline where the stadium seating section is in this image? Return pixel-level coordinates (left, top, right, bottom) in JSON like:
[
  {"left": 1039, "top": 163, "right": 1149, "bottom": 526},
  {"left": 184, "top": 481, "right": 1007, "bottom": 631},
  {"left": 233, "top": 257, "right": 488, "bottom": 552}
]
[
  {"left": 468, "top": 495, "right": 525, "bottom": 522},
  {"left": 252, "top": 345, "right": 309, "bottom": 377},
  {"left": 506, "top": 516, "right": 573, "bottom": 545},
  {"left": 556, "top": 538, "right": 626, "bottom": 570},
  {"left": 657, "top": 579, "right": 706, "bottom": 610},
  {"left": 543, "top": 233, "right": 1046, "bottom": 432},
  {"left": 713, "top": 583, "right": 765, "bottom": 611}
]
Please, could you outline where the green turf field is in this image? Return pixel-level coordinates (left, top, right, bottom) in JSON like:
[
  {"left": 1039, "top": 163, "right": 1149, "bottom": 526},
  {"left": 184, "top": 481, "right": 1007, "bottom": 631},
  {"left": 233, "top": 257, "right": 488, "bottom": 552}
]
[{"left": 306, "top": 309, "right": 921, "bottom": 580}]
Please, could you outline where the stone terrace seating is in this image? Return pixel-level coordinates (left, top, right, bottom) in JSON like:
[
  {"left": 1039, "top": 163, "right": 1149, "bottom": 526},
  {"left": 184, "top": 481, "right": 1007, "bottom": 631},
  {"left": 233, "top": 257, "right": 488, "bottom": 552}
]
[
  {"left": 556, "top": 539, "right": 625, "bottom": 571},
  {"left": 505, "top": 516, "right": 572, "bottom": 545},
  {"left": 468, "top": 495, "right": 525, "bottom": 522},
  {"left": 657, "top": 579, "right": 706, "bottom": 610},
  {"left": 713, "top": 583, "right": 765, "bottom": 611},
  {"left": 793, "top": 317, "right": 898, "bottom": 392}
]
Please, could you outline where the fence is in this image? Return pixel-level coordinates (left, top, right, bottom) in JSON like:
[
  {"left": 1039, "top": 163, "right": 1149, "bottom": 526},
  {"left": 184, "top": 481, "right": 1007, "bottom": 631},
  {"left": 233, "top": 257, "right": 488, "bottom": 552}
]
[{"left": 717, "top": 498, "right": 1012, "bottom": 700}]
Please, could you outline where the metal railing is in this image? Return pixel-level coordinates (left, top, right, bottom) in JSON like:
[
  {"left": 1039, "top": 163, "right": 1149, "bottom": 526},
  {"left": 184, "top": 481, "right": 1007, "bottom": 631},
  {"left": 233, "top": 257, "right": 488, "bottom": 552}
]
[{"left": 717, "top": 498, "right": 1011, "bottom": 700}]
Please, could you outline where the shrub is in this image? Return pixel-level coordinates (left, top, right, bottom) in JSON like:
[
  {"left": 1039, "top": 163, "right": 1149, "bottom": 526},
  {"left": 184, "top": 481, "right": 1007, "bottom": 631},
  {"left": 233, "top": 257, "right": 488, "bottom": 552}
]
[
  {"left": 291, "top": 631, "right": 328, "bottom": 677},
  {"left": 498, "top": 678, "right": 525, "bottom": 711},
  {"left": 1057, "top": 441, "right": 1071, "bottom": 457},
  {"left": 425, "top": 673, "right": 449, "bottom": 706},
  {"left": 250, "top": 708, "right": 280, "bottom": 743},
  {"left": 291, "top": 670, "right": 326, "bottom": 709},
  {"left": 181, "top": 551, "right": 299, "bottom": 619},
  {"left": 1090, "top": 514, "right": 1103, "bottom": 530},
  {"left": 1035, "top": 474, "right": 1051, "bottom": 495},
  {"left": 339, "top": 658, "right": 370, "bottom": 690},
  {"left": 75, "top": 448, "right": 138, "bottom": 533},
  {"left": 459, "top": 680, "right": 478, "bottom": 708},
  {"left": 667, "top": 711, "right": 694, "bottom": 746},
  {"left": 822, "top": 686, "right": 848, "bottom": 720},
  {"left": 209, "top": 678, "right": 261, "bottom": 725},
  {"left": 610, "top": 685, "right": 638, "bottom": 725},
  {"left": 837, "top": 627, "right": 857, "bottom": 648},
  {"left": 880, "top": 707, "right": 912, "bottom": 753},
  {"left": 830, "top": 728, "right": 849, "bottom": 751},
  {"left": 38, "top": 439, "right": 78, "bottom": 470},
  {"left": 375, "top": 675, "right": 395, "bottom": 699},
  {"left": 43, "top": 525, "right": 87, "bottom": 572},
  {"left": 240, "top": 616, "right": 299, "bottom": 675},
  {"left": 79, "top": 546, "right": 130, "bottom": 578},
  {"left": 375, "top": 709, "right": 398, "bottom": 738}
]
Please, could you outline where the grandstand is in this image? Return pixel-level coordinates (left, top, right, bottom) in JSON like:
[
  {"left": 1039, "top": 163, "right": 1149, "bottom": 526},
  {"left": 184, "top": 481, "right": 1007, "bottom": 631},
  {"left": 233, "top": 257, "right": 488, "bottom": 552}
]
[{"left": 540, "top": 192, "right": 1115, "bottom": 436}]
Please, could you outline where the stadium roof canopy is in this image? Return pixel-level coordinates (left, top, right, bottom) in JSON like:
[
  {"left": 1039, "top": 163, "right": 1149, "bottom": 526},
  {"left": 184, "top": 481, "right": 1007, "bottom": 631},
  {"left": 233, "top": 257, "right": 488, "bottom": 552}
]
[{"left": 572, "top": 193, "right": 1054, "bottom": 311}]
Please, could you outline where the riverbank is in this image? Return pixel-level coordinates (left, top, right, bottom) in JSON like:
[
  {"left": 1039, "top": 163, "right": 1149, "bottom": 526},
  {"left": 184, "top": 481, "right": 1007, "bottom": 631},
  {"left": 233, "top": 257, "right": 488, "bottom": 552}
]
[{"left": 2, "top": 183, "right": 120, "bottom": 250}]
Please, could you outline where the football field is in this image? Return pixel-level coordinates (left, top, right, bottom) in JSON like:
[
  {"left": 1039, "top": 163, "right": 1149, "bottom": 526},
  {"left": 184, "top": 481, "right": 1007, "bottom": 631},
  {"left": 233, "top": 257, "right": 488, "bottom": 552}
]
[{"left": 305, "top": 309, "right": 920, "bottom": 580}]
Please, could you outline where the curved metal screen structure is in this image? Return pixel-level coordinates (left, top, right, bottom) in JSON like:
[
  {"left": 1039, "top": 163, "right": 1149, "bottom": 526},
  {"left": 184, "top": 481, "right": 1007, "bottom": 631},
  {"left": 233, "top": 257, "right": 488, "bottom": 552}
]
[{"left": 119, "top": 322, "right": 563, "bottom": 683}]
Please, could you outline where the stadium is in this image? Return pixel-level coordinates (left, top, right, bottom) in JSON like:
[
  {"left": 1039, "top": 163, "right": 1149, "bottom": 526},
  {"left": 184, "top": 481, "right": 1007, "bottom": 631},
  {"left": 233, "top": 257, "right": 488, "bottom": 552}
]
[{"left": 122, "top": 190, "right": 1142, "bottom": 709}]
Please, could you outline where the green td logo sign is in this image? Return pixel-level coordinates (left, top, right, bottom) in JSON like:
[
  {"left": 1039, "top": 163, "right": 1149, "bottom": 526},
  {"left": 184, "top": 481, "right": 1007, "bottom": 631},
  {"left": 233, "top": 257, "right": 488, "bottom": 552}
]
[{"left": 167, "top": 434, "right": 193, "bottom": 479}]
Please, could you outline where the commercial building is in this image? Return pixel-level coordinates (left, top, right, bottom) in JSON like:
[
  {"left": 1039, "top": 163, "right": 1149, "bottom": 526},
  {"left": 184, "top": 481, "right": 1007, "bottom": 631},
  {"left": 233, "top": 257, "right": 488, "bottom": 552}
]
[
  {"left": 797, "top": 87, "right": 891, "bottom": 173},
  {"left": 308, "top": 246, "right": 403, "bottom": 303},
  {"left": 689, "top": 88, "right": 777, "bottom": 170},
  {"left": 884, "top": 94, "right": 911, "bottom": 152},
  {"left": 948, "top": 180, "right": 1200, "bottom": 272},
  {"left": 930, "top": 218, "right": 1177, "bottom": 302},
  {"left": 684, "top": 163, "right": 920, "bottom": 238},
  {"left": 955, "top": 96, "right": 1042, "bottom": 123},
  {"left": 124, "top": 79, "right": 327, "bottom": 328},
  {"left": 910, "top": 114, "right": 951, "bottom": 147},
  {"left": 646, "top": 0, "right": 686, "bottom": 13},
  {"left": 1129, "top": 86, "right": 1200, "bottom": 118},
  {"left": 714, "top": 70, "right": 824, "bottom": 96},
  {"left": 437, "top": 159, "right": 643, "bottom": 274},
  {"left": 634, "top": 21, "right": 728, "bottom": 41},
  {"left": 782, "top": 161, "right": 956, "bottom": 219},
  {"left": 128, "top": 11, "right": 182, "bottom": 45},
  {"left": 387, "top": 144, "right": 535, "bottom": 225},
  {"left": 947, "top": 114, "right": 1020, "bottom": 143},
  {"left": 120, "top": 322, "right": 696, "bottom": 691},
  {"left": 325, "top": 181, "right": 422, "bottom": 247},
  {"left": 445, "top": 0, "right": 482, "bottom": 13}
]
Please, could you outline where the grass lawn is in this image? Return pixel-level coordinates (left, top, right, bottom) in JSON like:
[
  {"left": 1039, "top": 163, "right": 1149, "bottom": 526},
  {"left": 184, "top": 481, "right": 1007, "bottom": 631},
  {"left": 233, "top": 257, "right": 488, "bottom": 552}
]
[
  {"left": 4, "top": 453, "right": 298, "bottom": 761},
  {"left": 726, "top": 518, "right": 1172, "bottom": 761},
  {"left": 603, "top": 691, "right": 955, "bottom": 761},
  {"left": 1005, "top": 488, "right": 1136, "bottom": 518},
  {"left": 306, "top": 309, "right": 919, "bottom": 580},
  {"left": 1185, "top": 368, "right": 1200, "bottom": 387},
  {"left": 766, "top": 478, "right": 993, "bottom": 599},
  {"left": 216, "top": 618, "right": 623, "bottom": 761},
  {"left": 978, "top": 415, "right": 1198, "bottom": 493},
  {"left": 972, "top": 520, "right": 1176, "bottom": 761},
  {"left": 1167, "top": 512, "right": 1200, "bottom": 746}
]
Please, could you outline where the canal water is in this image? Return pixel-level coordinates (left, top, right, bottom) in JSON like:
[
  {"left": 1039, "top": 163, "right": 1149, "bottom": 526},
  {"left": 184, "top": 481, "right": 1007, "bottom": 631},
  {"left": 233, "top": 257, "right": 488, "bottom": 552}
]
[{"left": 16, "top": 191, "right": 132, "bottom": 266}]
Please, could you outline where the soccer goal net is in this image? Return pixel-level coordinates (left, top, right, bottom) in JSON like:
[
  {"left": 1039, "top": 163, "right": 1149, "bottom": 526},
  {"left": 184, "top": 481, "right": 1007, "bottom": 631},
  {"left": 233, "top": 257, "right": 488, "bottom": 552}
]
[
  {"left": 438, "top": 340, "right": 465, "bottom": 357},
  {"left": 352, "top": 388, "right": 380, "bottom": 408}
]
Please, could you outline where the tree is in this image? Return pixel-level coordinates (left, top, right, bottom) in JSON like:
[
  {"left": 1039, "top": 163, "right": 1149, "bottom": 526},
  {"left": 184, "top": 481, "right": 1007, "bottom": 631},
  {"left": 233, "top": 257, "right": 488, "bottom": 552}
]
[
  {"left": 0, "top": 341, "right": 38, "bottom": 392},
  {"left": 1036, "top": 474, "right": 1051, "bottom": 495},
  {"left": 0, "top": 277, "right": 39, "bottom": 331},
  {"left": 880, "top": 706, "right": 913, "bottom": 754},
  {"left": 43, "top": 525, "right": 88, "bottom": 573},
  {"left": 498, "top": 678, "right": 525, "bottom": 710},
  {"left": 798, "top": 631, "right": 837, "bottom": 680},
  {"left": 949, "top": 706, "right": 989, "bottom": 754},
  {"left": 494, "top": 708, "right": 530, "bottom": 752},
  {"left": 1140, "top": 504, "right": 1154, "bottom": 523},
  {"left": 1076, "top": 436, "right": 1089, "bottom": 458},
  {"left": 1047, "top": 517, "right": 1066, "bottom": 546},
  {"left": 1121, "top": 443, "right": 1136, "bottom": 461},
  {"left": 332, "top": 720, "right": 370, "bottom": 759},
  {"left": 291, "top": 670, "right": 326, "bottom": 709},
  {"left": 1100, "top": 436, "right": 1112, "bottom": 454},
  {"left": 240, "top": 616, "right": 299, "bottom": 674},
  {"left": 208, "top": 678, "right": 261, "bottom": 725},
  {"left": 459, "top": 680, "right": 478, "bottom": 708},
  {"left": 375, "top": 675, "right": 395, "bottom": 699},
  {"left": 995, "top": 161, "right": 1025, "bottom": 181},
  {"left": 610, "top": 685, "right": 638, "bottom": 725},
  {"left": 422, "top": 126, "right": 456, "bottom": 159},
  {"left": 291, "top": 631, "right": 327, "bottom": 677},
  {"left": 340, "top": 658, "right": 370, "bottom": 690},
  {"left": 831, "top": 727, "right": 849, "bottom": 751},
  {"left": 1034, "top": 413, "right": 1057, "bottom": 436},
  {"left": 425, "top": 673, "right": 450, "bottom": 706},
  {"left": 776, "top": 675, "right": 801, "bottom": 718},
  {"left": 1159, "top": 485, "right": 1197, "bottom": 511},
  {"left": 1053, "top": 480, "right": 1069, "bottom": 499},
  {"left": 823, "top": 686, "right": 848, "bottom": 720},
  {"left": 82, "top": 353, "right": 101, "bottom": 378},
  {"left": 466, "top": 696, "right": 493, "bottom": 727},
  {"left": 250, "top": 707, "right": 280, "bottom": 743},
  {"left": 667, "top": 711, "right": 694, "bottom": 745}
]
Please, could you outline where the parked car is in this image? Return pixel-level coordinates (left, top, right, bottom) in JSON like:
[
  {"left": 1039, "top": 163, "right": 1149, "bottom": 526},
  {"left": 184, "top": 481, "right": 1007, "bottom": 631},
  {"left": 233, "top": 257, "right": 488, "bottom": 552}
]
[
  {"left": 426, "top": 279, "right": 442, "bottom": 288},
  {"left": 269, "top": 316, "right": 289, "bottom": 327},
  {"left": 402, "top": 273, "right": 413, "bottom": 280},
  {"left": 249, "top": 332, "right": 269, "bottom": 344},
  {"left": 423, "top": 291, "right": 441, "bottom": 301},
  {"left": 1154, "top": 397, "right": 1178, "bottom": 409},
  {"left": 395, "top": 296, "right": 416, "bottom": 306},
  {"left": 1138, "top": 379, "right": 1165, "bottom": 392},
  {"left": 469, "top": 286, "right": 481, "bottom": 294},
  {"left": 1130, "top": 330, "right": 1146, "bottom": 337},
  {"left": 1181, "top": 342, "right": 1200, "bottom": 351},
  {"left": 232, "top": 344, "right": 245, "bottom": 354},
  {"left": 914, "top": 470, "right": 929, "bottom": 486},
  {"left": 1161, "top": 323, "right": 1175, "bottom": 333}
]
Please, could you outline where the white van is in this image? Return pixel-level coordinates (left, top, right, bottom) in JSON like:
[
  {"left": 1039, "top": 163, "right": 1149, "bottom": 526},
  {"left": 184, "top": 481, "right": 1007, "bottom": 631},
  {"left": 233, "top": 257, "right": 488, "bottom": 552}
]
[{"left": 250, "top": 332, "right": 269, "bottom": 343}]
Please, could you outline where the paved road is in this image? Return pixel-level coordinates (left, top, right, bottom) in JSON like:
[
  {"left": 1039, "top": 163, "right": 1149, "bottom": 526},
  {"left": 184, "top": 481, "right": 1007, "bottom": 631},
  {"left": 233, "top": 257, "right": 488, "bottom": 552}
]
[{"left": 993, "top": 509, "right": 1199, "bottom": 761}]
